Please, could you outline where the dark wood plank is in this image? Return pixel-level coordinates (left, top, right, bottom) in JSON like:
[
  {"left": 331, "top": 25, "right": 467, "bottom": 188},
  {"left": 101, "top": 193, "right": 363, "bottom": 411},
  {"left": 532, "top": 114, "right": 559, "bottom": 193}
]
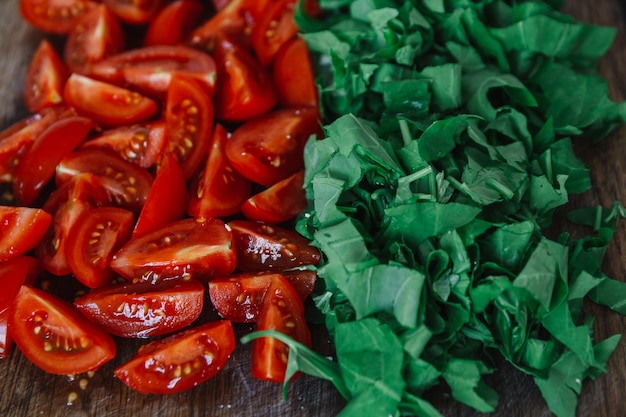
[{"left": 1, "top": 1, "right": 625, "bottom": 416}]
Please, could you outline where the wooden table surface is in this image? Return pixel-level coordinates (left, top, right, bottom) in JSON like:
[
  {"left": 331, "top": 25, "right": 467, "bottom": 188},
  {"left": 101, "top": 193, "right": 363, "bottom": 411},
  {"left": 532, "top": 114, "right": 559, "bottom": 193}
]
[{"left": 1, "top": 1, "right": 625, "bottom": 416}]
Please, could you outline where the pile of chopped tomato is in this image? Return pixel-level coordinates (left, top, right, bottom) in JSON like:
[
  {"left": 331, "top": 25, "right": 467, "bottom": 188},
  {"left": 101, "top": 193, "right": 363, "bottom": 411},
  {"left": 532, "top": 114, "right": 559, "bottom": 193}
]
[{"left": 0, "top": 0, "right": 323, "bottom": 394}]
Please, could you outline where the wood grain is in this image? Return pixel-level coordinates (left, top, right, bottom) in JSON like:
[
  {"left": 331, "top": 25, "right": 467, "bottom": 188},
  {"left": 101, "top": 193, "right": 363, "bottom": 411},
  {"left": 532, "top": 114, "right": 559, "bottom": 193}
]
[{"left": 1, "top": 1, "right": 625, "bottom": 416}]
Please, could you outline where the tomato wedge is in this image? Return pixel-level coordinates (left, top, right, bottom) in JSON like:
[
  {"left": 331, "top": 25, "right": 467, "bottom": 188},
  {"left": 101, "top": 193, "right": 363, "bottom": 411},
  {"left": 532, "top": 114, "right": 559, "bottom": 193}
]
[
  {"left": 103, "top": 0, "right": 166, "bottom": 24},
  {"left": 114, "top": 320, "right": 234, "bottom": 394},
  {"left": 24, "top": 39, "right": 68, "bottom": 113},
  {"left": 79, "top": 120, "right": 167, "bottom": 169},
  {"left": 57, "top": 149, "right": 154, "bottom": 212},
  {"left": 0, "top": 207, "right": 52, "bottom": 262},
  {"left": 111, "top": 217, "right": 237, "bottom": 283},
  {"left": 64, "top": 74, "right": 158, "bottom": 127},
  {"left": 213, "top": 37, "right": 278, "bottom": 123},
  {"left": 12, "top": 116, "right": 94, "bottom": 206},
  {"left": 86, "top": 45, "right": 217, "bottom": 98},
  {"left": 74, "top": 279, "right": 205, "bottom": 338},
  {"left": 36, "top": 173, "right": 111, "bottom": 276},
  {"left": 19, "top": 0, "right": 99, "bottom": 34},
  {"left": 66, "top": 207, "right": 135, "bottom": 288},
  {"left": 64, "top": 4, "right": 126, "bottom": 74},
  {"left": 144, "top": 0, "right": 205, "bottom": 47},
  {"left": 225, "top": 107, "right": 322, "bottom": 186},
  {"left": 251, "top": 274, "right": 311, "bottom": 383},
  {"left": 228, "top": 220, "right": 321, "bottom": 271},
  {"left": 251, "top": 0, "right": 298, "bottom": 66},
  {"left": 209, "top": 270, "right": 316, "bottom": 323},
  {"left": 0, "top": 256, "right": 41, "bottom": 357},
  {"left": 9, "top": 285, "right": 116, "bottom": 375},
  {"left": 0, "top": 107, "right": 74, "bottom": 183},
  {"left": 163, "top": 73, "right": 214, "bottom": 179},
  {"left": 132, "top": 154, "right": 186, "bottom": 238},
  {"left": 187, "top": 124, "right": 251, "bottom": 219},
  {"left": 241, "top": 170, "right": 307, "bottom": 223},
  {"left": 272, "top": 36, "right": 318, "bottom": 108}
]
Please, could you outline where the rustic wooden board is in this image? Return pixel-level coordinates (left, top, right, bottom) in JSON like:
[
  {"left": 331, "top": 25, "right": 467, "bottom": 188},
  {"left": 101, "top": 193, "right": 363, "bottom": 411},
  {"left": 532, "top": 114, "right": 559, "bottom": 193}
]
[{"left": 1, "top": 1, "right": 625, "bottom": 416}]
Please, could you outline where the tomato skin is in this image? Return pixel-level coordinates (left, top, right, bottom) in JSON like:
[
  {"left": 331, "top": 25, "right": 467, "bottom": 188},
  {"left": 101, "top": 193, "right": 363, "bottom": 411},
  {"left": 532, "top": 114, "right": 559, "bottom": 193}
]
[
  {"left": 74, "top": 279, "right": 205, "bottom": 338},
  {"left": 0, "top": 107, "right": 75, "bottom": 183},
  {"left": 132, "top": 154, "right": 187, "bottom": 239},
  {"left": 241, "top": 170, "right": 307, "bottom": 224},
  {"left": 0, "top": 207, "right": 52, "bottom": 262},
  {"left": 66, "top": 207, "right": 135, "bottom": 289},
  {"left": 252, "top": 274, "right": 311, "bottom": 383},
  {"left": 64, "top": 74, "right": 158, "bottom": 127},
  {"left": 79, "top": 120, "right": 167, "bottom": 169},
  {"left": 272, "top": 36, "right": 319, "bottom": 108},
  {"left": 114, "top": 320, "right": 235, "bottom": 394},
  {"left": 57, "top": 149, "right": 154, "bottom": 213},
  {"left": 9, "top": 285, "right": 117, "bottom": 375},
  {"left": 187, "top": 124, "right": 251, "bottom": 219},
  {"left": 0, "top": 256, "right": 41, "bottom": 358},
  {"left": 24, "top": 39, "right": 68, "bottom": 113},
  {"left": 19, "top": 0, "right": 99, "bottom": 34},
  {"left": 209, "top": 270, "right": 316, "bottom": 323},
  {"left": 111, "top": 217, "right": 237, "bottom": 283},
  {"left": 225, "top": 107, "right": 322, "bottom": 186},
  {"left": 86, "top": 45, "right": 217, "bottom": 98},
  {"left": 64, "top": 4, "right": 126, "bottom": 74},
  {"left": 103, "top": 0, "right": 166, "bottom": 24},
  {"left": 164, "top": 73, "right": 214, "bottom": 179},
  {"left": 213, "top": 37, "right": 278, "bottom": 123},
  {"left": 228, "top": 220, "right": 321, "bottom": 272},
  {"left": 144, "top": 0, "right": 205, "bottom": 47},
  {"left": 251, "top": 0, "right": 298, "bottom": 67},
  {"left": 12, "top": 116, "right": 95, "bottom": 206},
  {"left": 36, "top": 173, "right": 111, "bottom": 276}
]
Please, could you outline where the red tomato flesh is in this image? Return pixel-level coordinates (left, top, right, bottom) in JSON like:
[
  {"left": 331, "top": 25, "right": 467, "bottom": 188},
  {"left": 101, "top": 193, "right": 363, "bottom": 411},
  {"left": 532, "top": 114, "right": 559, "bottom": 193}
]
[
  {"left": 19, "top": 0, "right": 99, "bottom": 34},
  {"left": 114, "top": 320, "right": 235, "bottom": 394},
  {"left": 74, "top": 279, "right": 205, "bottom": 338},
  {"left": 144, "top": 0, "right": 205, "bottom": 47},
  {"left": 9, "top": 285, "right": 116, "bottom": 375},
  {"left": 24, "top": 39, "right": 68, "bottom": 113},
  {"left": 0, "top": 206, "right": 52, "bottom": 262}
]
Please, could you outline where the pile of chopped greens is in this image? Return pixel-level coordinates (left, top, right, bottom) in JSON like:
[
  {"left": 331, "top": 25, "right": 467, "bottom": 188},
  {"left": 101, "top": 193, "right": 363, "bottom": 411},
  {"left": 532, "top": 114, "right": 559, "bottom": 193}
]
[{"left": 243, "top": 1, "right": 626, "bottom": 416}]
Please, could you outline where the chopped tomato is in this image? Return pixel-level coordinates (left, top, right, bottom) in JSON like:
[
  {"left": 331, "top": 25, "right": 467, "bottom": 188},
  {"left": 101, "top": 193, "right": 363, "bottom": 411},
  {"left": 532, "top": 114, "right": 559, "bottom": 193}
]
[
  {"left": 66, "top": 207, "right": 135, "bottom": 288},
  {"left": 8, "top": 285, "right": 116, "bottom": 374},
  {"left": 24, "top": 39, "right": 68, "bottom": 113},
  {"left": 57, "top": 149, "right": 154, "bottom": 212},
  {"left": 187, "top": 124, "right": 251, "bottom": 219},
  {"left": 0, "top": 207, "right": 52, "bottom": 262},
  {"left": 213, "top": 37, "right": 278, "bottom": 122},
  {"left": 0, "top": 107, "right": 74, "bottom": 183},
  {"left": 36, "top": 173, "right": 111, "bottom": 276},
  {"left": 64, "top": 74, "right": 158, "bottom": 127},
  {"left": 79, "top": 120, "right": 167, "bottom": 169},
  {"left": 0, "top": 256, "right": 41, "bottom": 357},
  {"left": 132, "top": 154, "right": 186, "bottom": 238},
  {"left": 144, "top": 0, "right": 205, "bottom": 47},
  {"left": 74, "top": 279, "right": 205, "bottom": 338},
  {"left": 163, "top": 73, "right": 214, "bottom": 179},
  {"left": 114, "top": 320, "right": 234, "bottom": 394},
  {"left": 103, "top": 0, "right": 166, "bottom": 24},
  {"left": 272, "top": 36, "right": 319, "bottom": 108},
  {"left": 225, "top": 107, "right": 322, "bottom": 186},
  {"left": 251, "top": 274, "right": 311, "bottom": 383},
  {"left": 252, "top": 0, "right": 298, "bottom": 66},
  {"left": 241, "top": 170, "right": 307, "bottom": 223},
  {"left": 189, "top": 0, "right": 260, "bottom": 52},
  {"left": 12, "top": 116, "right": 94, "bottom": 206},
  {"left": 111, "top": 217, "right": 237, "bottom": 283},
  {"left": 228, "top": 220, "right": 321, "bottom": 271},
  {"left": 19, "top": 0, "right": 99, "bottom": 34},
  {"left": 86, "top": 45, "right": 217, "bottom": 98},
  {"left": 64, "top": 4, "right": 126, "bottom": 74},
  {"left": 209, "top": 270, "right": 315, "bottom": 323}
]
